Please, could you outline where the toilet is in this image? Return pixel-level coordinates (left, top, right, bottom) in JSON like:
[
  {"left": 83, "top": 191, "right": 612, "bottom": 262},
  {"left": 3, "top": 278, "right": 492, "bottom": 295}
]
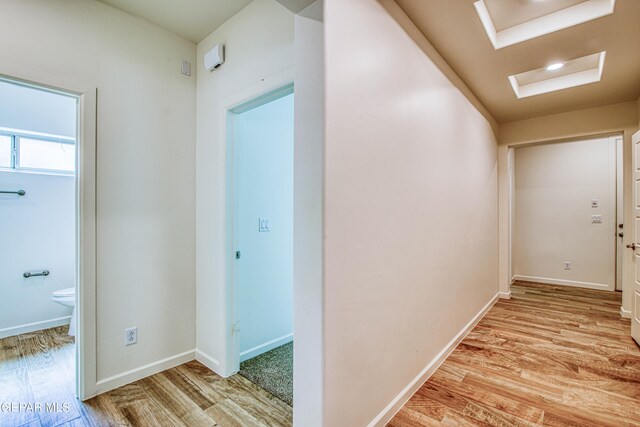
[{"left": 52, "top": 287, "right": 76, "bottom": 336}]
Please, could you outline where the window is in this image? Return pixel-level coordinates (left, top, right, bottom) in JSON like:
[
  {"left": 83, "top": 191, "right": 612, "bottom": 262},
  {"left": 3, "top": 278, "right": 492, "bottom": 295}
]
[
  {"left": 0, "top": 135, "right": 10, "bottom": 168},
  {"left": 18, "top": 137, "right": 75, "bottom": 172},
  {"left": 0, "top": 131, "right": 76, "bottom": 174}
]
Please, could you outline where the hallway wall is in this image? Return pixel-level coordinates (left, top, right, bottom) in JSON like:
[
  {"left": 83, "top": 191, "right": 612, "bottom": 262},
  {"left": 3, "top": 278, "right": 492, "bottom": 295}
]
[
  {"left": 513, "top": 138, "right": 617, "bottom": 290},
  {"left": 323, "top": 0, "right": 499, "bottom": 425}
]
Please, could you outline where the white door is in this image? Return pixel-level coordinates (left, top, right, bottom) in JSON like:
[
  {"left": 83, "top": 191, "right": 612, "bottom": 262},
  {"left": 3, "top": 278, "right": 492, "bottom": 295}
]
[
  {"left": 632, "top": 130, "right": 640, "bottom": 345},
  {"left": 616, "top": 137, "right": 624, "bottom": 291}
]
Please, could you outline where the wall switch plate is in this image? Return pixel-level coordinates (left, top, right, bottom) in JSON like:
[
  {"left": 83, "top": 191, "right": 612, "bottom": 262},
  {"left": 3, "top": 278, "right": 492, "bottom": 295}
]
[
  {"left": 564, "top": 261, "right": 571, "bottom": 270},
  {"left": 125, "top": 327, "right": 137, "bottom": 346},
  {"left": 181, "top": 60, "right": 192, "bottom": 76},
  {"left": 258, "top": 218, "right": 271, "bottom": 232},
  {"left": 591, "top": 199, "right": 599, "bottom": 208},
  {"left": 591, "top": 215, "right": 603, "bottom": 224}
]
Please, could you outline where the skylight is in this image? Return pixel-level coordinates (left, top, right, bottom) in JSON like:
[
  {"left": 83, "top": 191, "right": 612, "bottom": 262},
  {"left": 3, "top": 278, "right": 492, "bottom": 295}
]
[
  {"left": 474, "top": 0, "right": 616, "bottom": 49},
  {"left": 508, "top": 52, "right": 606, "bottom": 98}
]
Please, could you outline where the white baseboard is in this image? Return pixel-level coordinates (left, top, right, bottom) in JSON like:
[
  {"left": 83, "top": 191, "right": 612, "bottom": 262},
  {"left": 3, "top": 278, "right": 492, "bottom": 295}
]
[
  {"left": 195, "top": 349, "right": 222, "bottom": 375},
  {"left": 239, "top": 333, "right": 293, "bottom": 363},
  {"left": 95, "top": 349, "right": 195, "bottom": 394},
  {"left": 499, "top": 291, "right": 512, "bottom": 299},
  {"left": 0, "top": 316, "right": 71, "bottom": 339},
  {"left": 513, "top": 275, "right": 611, "bottom": 291},
  {"left": 367, "top": 293, "right": 499, "bottom": 427},
  {"left": 621, "top": 306, "right": 632, "bottom": 319}
]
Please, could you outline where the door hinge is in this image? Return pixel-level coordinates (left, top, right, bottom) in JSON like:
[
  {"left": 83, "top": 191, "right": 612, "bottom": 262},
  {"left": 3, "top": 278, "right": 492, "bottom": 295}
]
[
  {"left": 235, "top": 250, "right": 241, "bottom": 260},
  {"left": 232, "top": 323, "right": 240, "bottom": 334}
]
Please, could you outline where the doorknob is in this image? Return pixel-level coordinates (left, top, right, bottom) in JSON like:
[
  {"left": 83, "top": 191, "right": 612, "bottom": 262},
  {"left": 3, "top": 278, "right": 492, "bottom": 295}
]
[
  {"left": 619, "top": 232, "right": 624, "bottom": 238},
  {"left": 626, "top": 243, "right": 636, "bottom": 250}
]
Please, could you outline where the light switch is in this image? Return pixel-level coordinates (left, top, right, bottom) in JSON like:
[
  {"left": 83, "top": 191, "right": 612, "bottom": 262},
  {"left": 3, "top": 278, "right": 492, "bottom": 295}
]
[
  {"left": 591, "top": 215, "right": 603, "bottom": 224},
  {"left": 259, "top": 218, "right": 271, "bottom": 232},
  {"left": 591, "top": 199, "right": 598, "bottom": 208},
  {"left": 181, "top": 60, "right": 192, "bottom": 76}
]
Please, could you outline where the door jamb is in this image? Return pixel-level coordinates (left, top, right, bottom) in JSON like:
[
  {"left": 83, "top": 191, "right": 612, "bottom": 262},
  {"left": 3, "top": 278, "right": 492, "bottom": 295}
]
[
  {"left": 220, "top": 68, "right": 295, "bottom": 377},
  {"left": 0, "top": 74, "right": 98, "bottom": 400}
]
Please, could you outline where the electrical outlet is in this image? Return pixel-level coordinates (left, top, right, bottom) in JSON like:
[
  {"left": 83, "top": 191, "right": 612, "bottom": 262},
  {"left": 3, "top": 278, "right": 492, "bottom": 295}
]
[
  {"left": 564, "top": 261, "right": 571, "bottom": 270},
  {"left": 591, "top": 215, "right": 603, "bottom": 224},
  {"left": 125, "top": 327, "right": 137, "bottom": 346}
]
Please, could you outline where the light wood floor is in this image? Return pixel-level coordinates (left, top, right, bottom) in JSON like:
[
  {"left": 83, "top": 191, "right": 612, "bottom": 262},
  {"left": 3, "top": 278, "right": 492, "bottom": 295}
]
[
  {"left": 390, "top": 282, "right": 640, "bottom": 426},
  {"left": 0, "top": 326, "right": 292, "bottom": 427}
]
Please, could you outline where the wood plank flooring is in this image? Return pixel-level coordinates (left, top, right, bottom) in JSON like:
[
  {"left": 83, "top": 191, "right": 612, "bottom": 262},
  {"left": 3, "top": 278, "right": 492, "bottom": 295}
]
[
  {"left": 0, "top": 326, "right": 292, "bottom": 426},
  {"left": 389, "top": 282, "right": 640, "bottom": 427}
]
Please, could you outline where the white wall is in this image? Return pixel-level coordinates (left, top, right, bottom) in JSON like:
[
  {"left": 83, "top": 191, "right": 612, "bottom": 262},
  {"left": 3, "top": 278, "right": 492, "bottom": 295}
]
[
  {"left": 0, "top": 81, "right": 76, "bottom": 138},
  {"left": 498, "top": 101, "right": 638, "bottom": 315},
  {"left": 0, "top": 0, "right": 196, "bottom": 390},
  {"left": 0, "top": 171, "right": 74, "bottom": 337},
  {"left": 195, "top": 0, "right": 294, "bottom": 373},
  {"left": 236, "top": 93, "right": 294, "bottom": 361},
  {"left": 323, "top": 0, "right": 499, "bottom": 425},
  {"left": 513, "top": 138, "right": 616, "bottom": 290}
]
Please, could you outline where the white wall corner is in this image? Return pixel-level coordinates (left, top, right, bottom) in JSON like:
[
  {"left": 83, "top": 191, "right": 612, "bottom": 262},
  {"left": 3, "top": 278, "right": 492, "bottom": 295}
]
[
  {"left": 195, "top": 349, "right": 224, "bottom": 376},
  {"left": 367, "top": 293, "right": 500, "bottom": 427}
]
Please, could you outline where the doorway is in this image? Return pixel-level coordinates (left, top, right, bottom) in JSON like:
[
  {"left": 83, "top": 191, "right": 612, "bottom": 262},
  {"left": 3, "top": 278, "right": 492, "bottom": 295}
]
[
  {"left": 510, "top": 135, "right": 623, "bottom": 293},
  {"left": 0, "top": 77, "right": 81, "bottom": 425},
  {"left": 228, "top": 85, "right": 294, "bottom": 406}
]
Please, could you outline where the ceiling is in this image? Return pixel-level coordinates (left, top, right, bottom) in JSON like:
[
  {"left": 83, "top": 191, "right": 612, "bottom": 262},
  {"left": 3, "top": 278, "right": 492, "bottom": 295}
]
[
  {"left": 395, "top": 0, "right": 640, "bottom": 123},
  {"left": 97, "top": 0, "right": 253, "bottom": 43},
  {"left": 484, "top": 0, "right": 588, "bottom": 32}
]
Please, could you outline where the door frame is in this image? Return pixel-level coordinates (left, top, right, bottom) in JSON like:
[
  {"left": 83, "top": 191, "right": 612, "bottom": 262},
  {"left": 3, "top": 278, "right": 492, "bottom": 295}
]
[
  {"left": 499, "top": 132, "right": 626, "bottom": 303},
  {"left": 220, "top": 68, "right": 294, "bottom": 377},
  {"left": 632, "top": 129, "right": 640, "bottom": 343},
  {"left": 0, "top": 75, "right": 97, "bottom": 400}
]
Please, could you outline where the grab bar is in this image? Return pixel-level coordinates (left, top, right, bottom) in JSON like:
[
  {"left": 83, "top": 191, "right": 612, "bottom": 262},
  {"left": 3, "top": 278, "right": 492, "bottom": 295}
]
[
  {"left": 0, "top": 190, "right": 25, "bottom": 196},
  {"left": 24, "top": 270, "right": 50, "bottom": 278}
]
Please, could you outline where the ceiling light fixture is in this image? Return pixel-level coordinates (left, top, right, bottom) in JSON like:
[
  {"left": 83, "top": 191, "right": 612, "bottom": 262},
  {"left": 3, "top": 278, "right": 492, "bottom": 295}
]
[{"left": 546, "top": 63, "right": 564, "bottom": 71}]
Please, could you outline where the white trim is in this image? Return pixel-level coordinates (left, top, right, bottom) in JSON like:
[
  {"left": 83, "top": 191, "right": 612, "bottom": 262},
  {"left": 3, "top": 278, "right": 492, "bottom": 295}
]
[
  {"left": 77, "top": 88, "right": 98, "bottom": 401},
  {"left": 499, "top": 291, "right": 512, "bottom": 299},
  {"left": 367, "top": 293, "right": 499, "bottom": 427},
  {"left": 239, "top": 333, "right": 293, "bottom": 362},
  {"left": 0, "top": 316, "right": 71, "bottom": 339},
  {"left": 95, "top": 349, "right": 195, "bottom": 394},
  {"left": 621, "top": 306, "right": 632, "bottom": 319},
  {"left": 513, "top": 275, "right": 610, "bottom": 291},
  {"left": 195, "top": 349, "right": 223, "bottom": 375}
]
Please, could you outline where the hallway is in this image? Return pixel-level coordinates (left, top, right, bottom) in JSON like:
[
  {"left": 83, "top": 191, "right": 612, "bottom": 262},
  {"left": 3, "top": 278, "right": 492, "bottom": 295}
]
[{"left": 390, "top": 282, "right": 640, "bottom": 426}]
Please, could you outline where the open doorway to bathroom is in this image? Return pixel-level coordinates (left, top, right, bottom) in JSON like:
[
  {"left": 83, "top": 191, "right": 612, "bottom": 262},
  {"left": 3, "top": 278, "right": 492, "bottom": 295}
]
[
  {"left": 228, "top": 85, "right": 294, "bottom": 407},
  {"left": 0, "top": 77, "right": 80, "bottom": 426}
]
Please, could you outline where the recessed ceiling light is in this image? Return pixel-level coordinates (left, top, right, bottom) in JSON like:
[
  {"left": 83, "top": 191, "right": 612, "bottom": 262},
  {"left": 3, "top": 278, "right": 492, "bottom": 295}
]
[{"left": 546, "top": 63, "right": 564, "bottom": 71}]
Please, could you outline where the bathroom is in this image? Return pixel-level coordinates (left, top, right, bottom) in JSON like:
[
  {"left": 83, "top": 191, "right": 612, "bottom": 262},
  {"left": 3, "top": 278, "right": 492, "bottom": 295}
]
[{"left": 0, "top": 77, "right": 78, "bottom": 416}]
